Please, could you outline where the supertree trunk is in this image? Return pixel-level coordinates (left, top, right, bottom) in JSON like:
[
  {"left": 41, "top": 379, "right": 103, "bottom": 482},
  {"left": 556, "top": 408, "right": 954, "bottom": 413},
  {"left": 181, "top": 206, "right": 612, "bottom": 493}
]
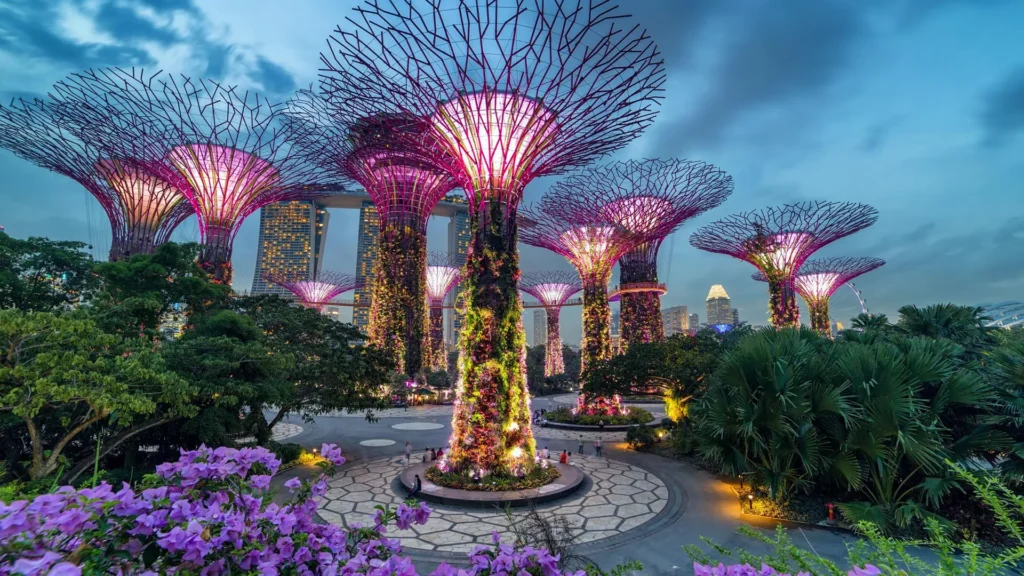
[
  {"left": 619, "top": 258, "right": 664, "bottom": 347},
  {"left": 544, "top": 307, "right": 564, "bottom": 377},
  {"left": 199, "top": 224, "right": 234, "bottom": 285},
  {"left": 767, "top": 278, "right": 800, "bottom": 327},
  {"left": 445, "top": 200, "right": 534, "bottom": 475},
  {"left": 367, "top": 225, "right": 428, "bottom": 375},
  {"left": 428, "top": 307, "right": 446, "bottom": 371},
  {"left": 806, "top": 298, "right": 832, "bottom": 338},
  {"left": 581, "top": 281, "right": 612, "bottom": 373}
]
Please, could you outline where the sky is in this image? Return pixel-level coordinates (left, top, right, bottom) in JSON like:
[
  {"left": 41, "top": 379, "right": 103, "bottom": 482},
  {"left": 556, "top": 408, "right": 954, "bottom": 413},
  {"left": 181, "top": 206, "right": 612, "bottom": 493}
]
[{"left": 0, "top": 0, "right": 1022, "bottom": 345}]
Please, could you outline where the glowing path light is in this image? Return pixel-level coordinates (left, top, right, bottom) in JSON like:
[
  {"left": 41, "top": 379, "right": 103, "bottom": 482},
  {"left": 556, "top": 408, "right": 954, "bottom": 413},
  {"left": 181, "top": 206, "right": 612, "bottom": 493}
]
[
  {"left": 690, "top": 202, "right": 879, "bottom": 327},
  {"left": 519, "top": 271, "right": 583, "bottom": 377},
  {"left": 426, "top": 252, "right": 465, "bottom": 371}
]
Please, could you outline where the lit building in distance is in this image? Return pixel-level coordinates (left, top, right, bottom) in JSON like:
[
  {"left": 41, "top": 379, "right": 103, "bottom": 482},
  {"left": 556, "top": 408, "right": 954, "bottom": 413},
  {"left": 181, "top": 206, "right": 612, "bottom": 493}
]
[
  {"left": 251, "top": 201, "right": 329, "bottom": 296},
  {"left": 732, "top": 308, "right": 740, "bottom": 325},
  {"left": 533, "top": 310, "right": 547, "bottom": 347},
  {"left": 324, "top": 306, "right": 342, "bottom": 322},
  {"left": 352, "top": 200, "right": 380, "bottom": 331},
  {"left": 706, "top": 285, "right": 733, "bottom": 325},
  {"left": 445, "top": 202, "right": 471, "bottom": 347},
  {"left": 611, "top": 310, "right": 621, "bottom": 339},
  {"left": 833, "top": 320, "right": 844, "bottom": 333},
  {"left": 662, "top": 305, "right": 688, "bottom": 336},
  {"left": 689, "top": 313, "right": 699, "bottom": 332}
]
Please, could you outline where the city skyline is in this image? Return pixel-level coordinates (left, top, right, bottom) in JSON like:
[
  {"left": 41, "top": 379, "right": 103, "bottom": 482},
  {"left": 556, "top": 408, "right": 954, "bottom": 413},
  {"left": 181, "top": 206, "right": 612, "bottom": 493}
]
[{"left": 1, "top": 0, "right": 1022, "bottom": 345}]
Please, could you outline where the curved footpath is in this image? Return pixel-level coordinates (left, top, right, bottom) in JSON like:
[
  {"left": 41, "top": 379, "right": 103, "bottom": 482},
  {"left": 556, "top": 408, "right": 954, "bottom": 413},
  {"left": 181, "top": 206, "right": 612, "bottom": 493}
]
[{"left": 270, "top": 396, "right": 861, "bottom": 575}]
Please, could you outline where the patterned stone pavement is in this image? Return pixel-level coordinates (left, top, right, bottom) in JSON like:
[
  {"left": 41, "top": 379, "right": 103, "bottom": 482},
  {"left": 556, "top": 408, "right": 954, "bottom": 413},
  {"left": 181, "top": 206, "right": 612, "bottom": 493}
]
[
  {"left": 317, "top": 454, "right": 667, "bottom": 553},
  {"left": 229, "top": 422, "right": 304, "bottom": 446},
  {"left": 321, "top": 405, "right": 454, "bottom": 418}
]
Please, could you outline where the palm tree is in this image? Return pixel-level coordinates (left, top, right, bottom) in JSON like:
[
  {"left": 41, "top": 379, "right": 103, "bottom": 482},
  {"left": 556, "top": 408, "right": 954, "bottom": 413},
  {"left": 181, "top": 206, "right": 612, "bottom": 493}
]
[
  {"left": 988, "top": 340, "right": 1024, "bottom": 479},
  {"left": 850, "top": 313, "right": 891, "bottom": 332},
  {"left": 896, "top": 304, "right": 997, "bottom": 359}
]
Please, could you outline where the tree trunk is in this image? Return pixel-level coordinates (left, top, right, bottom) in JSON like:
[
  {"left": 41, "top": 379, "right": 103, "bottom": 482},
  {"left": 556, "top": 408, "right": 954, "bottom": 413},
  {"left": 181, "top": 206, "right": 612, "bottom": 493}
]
[{"left": 64, "top": 416, "right": 169, "bottom": 483}]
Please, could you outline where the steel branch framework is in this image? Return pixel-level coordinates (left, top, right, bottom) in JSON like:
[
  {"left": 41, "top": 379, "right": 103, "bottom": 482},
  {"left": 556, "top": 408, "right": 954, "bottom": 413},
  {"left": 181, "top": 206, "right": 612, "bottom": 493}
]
[
  {"left": 554, "top": 159, "right": 732, "bottom": 347},
  {"left": 690, "top": 201, "right": 879, "bottom": 327},
  {"left": 319, "top": 0, "right": 663, "bottom": 476},
  {"left": 269, "top": 271, "right": 363, "bottom": 312},
  {"left": 520, "top": 270, "right": 583, "bottom": 377},
  {"left": 0, "top": 97, "right": 192, "bottom": 261},
  {"left": 426, "top": 252, "right": 465, "bottom": 371},
  {"left": 753, "top": 256, "right": 884, "bottom": 337},
  {"left": 52, "top": 68, "right": 340, "bottom": 285}
]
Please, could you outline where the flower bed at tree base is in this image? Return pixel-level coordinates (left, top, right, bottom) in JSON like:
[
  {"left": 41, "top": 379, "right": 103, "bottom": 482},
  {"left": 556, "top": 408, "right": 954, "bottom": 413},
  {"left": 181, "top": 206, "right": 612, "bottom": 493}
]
[
  {"left": 426, "top": 464, "right": 560, "bottom": 491},
  {"left": 740, "top": 492, "right": 834, "bottom": 526},
  {"left": 545, "top": 406, "right": 653, "bottom": 426}
]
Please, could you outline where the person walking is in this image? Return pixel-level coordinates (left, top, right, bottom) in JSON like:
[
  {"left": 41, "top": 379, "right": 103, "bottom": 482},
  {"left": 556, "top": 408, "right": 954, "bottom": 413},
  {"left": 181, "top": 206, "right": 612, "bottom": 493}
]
[
  {"left": 578, "top": 435, "right": 585, "bottom": 456},
  {"left": 404, "top": 441, "right": 412, "bottom": 461},
  {"left": 594, "top": 438, "right": 602, "bottom": 457},
  {"left": 409, "top": 474, "right": 422, "bottom": 497}
]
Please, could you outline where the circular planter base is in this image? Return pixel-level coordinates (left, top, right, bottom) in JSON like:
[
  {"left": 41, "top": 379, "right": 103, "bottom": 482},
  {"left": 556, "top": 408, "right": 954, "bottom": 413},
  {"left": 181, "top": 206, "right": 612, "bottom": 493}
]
[
  {"left": 397, "top": 461, "right": 585, "bottom": 508},
  {"left": 540, "top": 420, "right": 659, "bottom": 432}
]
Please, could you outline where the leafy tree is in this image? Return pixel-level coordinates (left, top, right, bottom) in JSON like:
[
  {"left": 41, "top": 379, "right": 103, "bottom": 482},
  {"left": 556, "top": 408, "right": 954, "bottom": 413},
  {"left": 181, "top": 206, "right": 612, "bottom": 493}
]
[
  {"left": 850, "top": 313, "right": 892, "bottom": 332},
  {"left": 561, "top": 344, "right": 580, "bottom": 382},
  {"left": 896, "top": 303, "right": 998, "bottom": 359},
  {"left": 0, "top": 231, "right": 98, "bottom": 312},
  {"left": 0, "top": 309, "right": 194, "bottom": 480}
]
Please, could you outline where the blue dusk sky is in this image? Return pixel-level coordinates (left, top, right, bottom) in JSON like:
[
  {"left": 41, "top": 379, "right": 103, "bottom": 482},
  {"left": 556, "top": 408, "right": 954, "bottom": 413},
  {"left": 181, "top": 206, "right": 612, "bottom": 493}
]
[{"left": 0, "top": 0, "right": 1022, "bottom": 345}]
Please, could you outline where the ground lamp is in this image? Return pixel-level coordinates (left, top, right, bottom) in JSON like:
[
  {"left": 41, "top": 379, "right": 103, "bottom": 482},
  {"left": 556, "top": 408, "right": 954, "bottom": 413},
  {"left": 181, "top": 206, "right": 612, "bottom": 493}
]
[
  {"left": 753, "top": 256, "right": 885, "bottom": 337},
  {"left": 690, "top": 202, "right": 878, "bottom": 327},
  {"left": 269, "top": 271, "right": 363, "bottom": 312},
  {"left": 319, "top": 0, "right": 664, "bottom": 475},
  {"left": 570, "top": 159, "right": 732, "bottom": 347},
  {"left": 519, "top": 271, "right": 583, "bottom": 377},
  {"left": 55, "top": 68, "right": 339, "bottom": 285},
  {"left": 426, "top": 252, "right": 465, "bottom": 371}
]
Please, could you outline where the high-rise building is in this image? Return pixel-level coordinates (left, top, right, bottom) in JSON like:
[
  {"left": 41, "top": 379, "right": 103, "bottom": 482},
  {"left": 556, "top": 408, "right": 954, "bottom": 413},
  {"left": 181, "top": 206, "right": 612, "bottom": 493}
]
[
  {"left": 611, "top": 310, "right": 620, "bottom": 338},
  {"left": 353, "top": 200, "right": 380, "bottom": 331},
  {"left": 706, "top": 285, "right": 733, "bottom": 325},
  {"left": 250, "top": 201, "right": 329, "bottom": 296},
  {"left": 533, "top": 309, "right": 547, "bottom": 347},
  {"left": 732, "top": 308, "right": 740, "bottom": 326},
  {"left": 662, "top": 305, "right": 688, "bottom": 336},
  {"left": 689, "top": 313, "right": 699, "bottom": 331},
  {"left": 324, "top": 306, "right": 342, "bottom": 322},
  {"left": 445, "top": 205, "right": 471, "bottom": 346}
]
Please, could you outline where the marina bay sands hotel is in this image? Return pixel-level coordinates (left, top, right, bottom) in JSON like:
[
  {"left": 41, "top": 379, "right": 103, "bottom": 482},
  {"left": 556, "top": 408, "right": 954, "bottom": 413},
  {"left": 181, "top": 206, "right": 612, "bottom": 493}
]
[{"left": 249, "top": 192, "right": 471, "bottom": 347}]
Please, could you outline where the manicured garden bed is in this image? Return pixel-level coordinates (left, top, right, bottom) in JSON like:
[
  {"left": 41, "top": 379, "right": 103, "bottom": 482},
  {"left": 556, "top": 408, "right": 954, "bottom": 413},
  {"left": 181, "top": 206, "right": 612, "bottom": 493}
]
[
  {"left": 544, "top": 406, "right": 653, "bottom": 426},
  {"left": 425, "top": 464, "right": 560, "bottom": 492}
]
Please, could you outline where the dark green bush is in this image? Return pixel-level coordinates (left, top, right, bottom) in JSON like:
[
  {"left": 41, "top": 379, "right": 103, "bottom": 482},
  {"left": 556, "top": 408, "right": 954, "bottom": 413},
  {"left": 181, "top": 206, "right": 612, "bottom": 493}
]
[
  {"left": 626, "top": 425, "right": 656, "bottom": 450},
  {"left": 268, "top": 441, "right": 302, "bottom": 464},
  {"left": 545, "top": 407, "right": 653, "bottom": 426},
  {"left": 426, "top": 465, "right": 560, "bottom": 491}
]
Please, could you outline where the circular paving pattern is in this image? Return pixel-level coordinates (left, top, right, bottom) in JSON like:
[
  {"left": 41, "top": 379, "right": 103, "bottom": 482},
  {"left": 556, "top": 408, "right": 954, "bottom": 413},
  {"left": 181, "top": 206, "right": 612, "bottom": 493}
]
[
  {"left": 233, "top": 422, "right": 304, "bottom": 445},
  {"left": 359, "top": 439, "right": 397, "bottom": 447},
  {"left": 318, "top": 455, "right": 667, "bottom": 553},
  {"left": 391, "top": 422, "right": 446, "bottom": 431},
  {"left": 322, "top": 405, "right": 454, "bottom": 418}
]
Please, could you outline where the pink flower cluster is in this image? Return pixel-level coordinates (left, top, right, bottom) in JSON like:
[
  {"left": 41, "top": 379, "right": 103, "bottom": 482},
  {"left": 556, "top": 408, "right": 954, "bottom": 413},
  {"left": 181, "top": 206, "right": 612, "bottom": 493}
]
[{"left": 693, "top": 563, "right": 881, "bottom": 576}]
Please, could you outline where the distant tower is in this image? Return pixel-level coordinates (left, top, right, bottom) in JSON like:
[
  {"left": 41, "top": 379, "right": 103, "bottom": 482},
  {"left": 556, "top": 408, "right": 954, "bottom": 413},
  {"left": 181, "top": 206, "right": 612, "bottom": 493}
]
[
  {"left": 661, "top": 305, "right": 688, "bottom": 336},
  {"left": 689, "top": 313, "right": 699, "bottom": 331},
  {"left": 706, "top": 285, "right": 733, "bottom": 325},
  {"left": 446, "top": 208, "right": 471, "bottom": 347},
  {"left": 533, "top": 310, "right": 547, "bottom": 348},
  {"left": 732, "top": 308, "right": 740, "bottom": 326},
  {"left": 251, "top": 201, "right": 329, "bottom": 296},
  {"left": 352, "top": 201, "right": 379, "bottom": 332}
]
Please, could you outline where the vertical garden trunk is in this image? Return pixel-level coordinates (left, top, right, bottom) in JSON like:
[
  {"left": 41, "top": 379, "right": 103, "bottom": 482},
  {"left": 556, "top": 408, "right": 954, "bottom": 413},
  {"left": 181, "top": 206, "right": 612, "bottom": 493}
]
[
  {"left": 807, "top": 299, "right": 832, "bottom": 338},
  {"left": 544, "top": 307, "right": 564, "bottom": 377},
  {"left": 767, "top": 278, "right": 800, "bottom": 327},
  {"left": 581, "top": 281, "right": 612, "bottom": 373},
  {"left": 619, "top": 258, "right": 664, "bottom": 347},
  {"left": 368, "top": 225, "right": 428, "bottom": 375},
  {"left": 199, "top": 224, "right": 235, "bottom": 285},
  {"left": 428, "top": 306, "right": 446, "bottom": 371},
  {"left": 444, "top": 200, "right": 535, "bottom": 475}
]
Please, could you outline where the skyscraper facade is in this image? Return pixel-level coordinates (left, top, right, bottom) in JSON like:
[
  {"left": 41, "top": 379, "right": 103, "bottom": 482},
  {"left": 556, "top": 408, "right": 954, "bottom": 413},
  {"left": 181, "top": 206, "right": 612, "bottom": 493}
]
[
  {"left": 689, "top": 313, "right": 699, "bottom": 331},
  {"left": 353, "top": 200, "right": 380, "bottom": 331},
  {"left": 706, "top": 285, "right": 733, "bottom": 325},
  {"left": 732, "top": 308, "right": 740, "bottom": 325},
  {"left": 250, "top": 201, "right": 329, "bottom": 296},
  {"left": 532, "top": 309, "right": 547, "bottom": 347},
  {"left": 662, "top": 305, "right": 688, "bottom": 336},
  {"left": 445, "top": 204, "right": 471, "bottom": 346}
]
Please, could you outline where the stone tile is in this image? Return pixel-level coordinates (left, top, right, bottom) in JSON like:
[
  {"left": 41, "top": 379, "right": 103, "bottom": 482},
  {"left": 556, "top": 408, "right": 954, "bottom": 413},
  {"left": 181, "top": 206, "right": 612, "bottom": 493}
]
[
  {"left": 318, "top": 510, "right": 342, "bottom": 525},
  {"left": 578, "top": 504, "right": 617, "bottom": 518},
  {"left": 347, "top": 491, "right": 374, "bottom": 502},
  {"left": 438, "top": 543, "right": 479, "bottom": 553},
  {"left": 632, "top": 491, "right": 659, "bottom": 505},
  {"left": 324, "top": 488, "right": 347, "bottom": 499},
  {"left": 618, "top": 513, "right": 655, "bottom": 531},
  {"left": 325, "top": 500, "right": 355, "bottom": 513},
  {"left": 623, "top": 470, "right": 647, "bottom": 480},
  {"left": 633, "top": 479, "right": 659, "bottom": 491},
  {"left": 577, "top": 530, "right": 619, "bottom": 542},
  {"left": 581, "top": 494, "right": 608, "bottom": 505},
  {"left": 421, "top": 531, "right": 473, "bottom": 545},
  {"left": 654, "top": 487, "right": 669, "bottom": 499},
  {"left": 414, "top": 518, "right": 453, "bottom": 535},
  {"left": 354, "top": 501, "right": 380, "bottom": 515},
  {"left": 605, "top": 494, "right": 633, "bottom": 505},
  {"left": 346, "top": 483, "right": 372, "bottom": 493},
  {"left": 618, "top": 503, "right": 651, "bottom": 518},
  {"left": 610, "top": 485, "right": 642, "bottom": 496},
  {"left": 609, "top": 475, "right": 635, "bottom": 486},
  {"left": 585, "top": 516, "right": 621, "bottom": 531}
]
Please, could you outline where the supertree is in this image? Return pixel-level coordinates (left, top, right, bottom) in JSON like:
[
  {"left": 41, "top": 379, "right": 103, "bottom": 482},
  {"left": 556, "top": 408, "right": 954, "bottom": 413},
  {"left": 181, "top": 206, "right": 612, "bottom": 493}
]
[
  {"left": 519, "top": 200, "right": 638, "bottom": 416},
  {"left": 753, "top": 256, "right": 884, "bottom": 337},
  {"left": 269, "top": 271, "right": 364, "bottom": 312},
  {"left": 557, "top": 159, "right": 732, "bottom": 348},
  {"left": 0, "top": 97, "right": 192, "bottom": 261},
  {"left": 319, "top": 0, "right": 663, "bottom": 475},
  {"left": 283, "top": 90, "right": 458, "bottom": 376},
  {"left": 426, "top": 252, "right": 465, "bottom": 372},
  {"left": 519, "top": 271, "right": 583, "bottom": 377},
  {"left": 51, "top": 68, "right": 339, "bottom": 285},
  {"left": 690, "top": 201, "right": 879, "bottom": 327}
]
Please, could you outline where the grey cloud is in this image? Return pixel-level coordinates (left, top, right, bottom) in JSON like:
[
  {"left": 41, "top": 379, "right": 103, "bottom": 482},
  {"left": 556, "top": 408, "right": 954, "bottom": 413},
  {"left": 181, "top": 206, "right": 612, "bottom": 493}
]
[
  {"left": 860, "top": 117, "right": 902, "bottom": 152},
  {"left": 979, "top": 66, "right": 1024, "bottom": 148},
  {"left": 623, "top": 0, "right": 722, "bottom": 69}
]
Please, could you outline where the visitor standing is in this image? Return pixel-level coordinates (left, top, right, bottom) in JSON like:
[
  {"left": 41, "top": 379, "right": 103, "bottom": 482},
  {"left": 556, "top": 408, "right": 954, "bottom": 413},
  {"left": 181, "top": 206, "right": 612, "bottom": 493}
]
[
  {"left": 598, "top": 419, "right": 605, "bottom": 431},
  {"left": 437, "top": 447, "right": 444, "bottom": 460},
  {"left": 542, "top": 446, "right": 550, "bottom": 460},
  {"left": 404, "top": 441, "right": 412, "bottom": 461},
  {"left": 566, "top": 452, "right": 573, "bottom": 465},
  {"left": 578, "top": 435, "right": 585, "bottom": 455},
  {"left": 594, "top": 438, "right": 602, "bottom": 457}
]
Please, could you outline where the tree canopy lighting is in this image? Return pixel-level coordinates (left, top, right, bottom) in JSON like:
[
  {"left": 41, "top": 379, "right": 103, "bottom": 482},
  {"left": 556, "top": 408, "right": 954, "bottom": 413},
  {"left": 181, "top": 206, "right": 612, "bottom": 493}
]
[
  {"left": 0, "top": 97, "right": 192, "bottom": 261},
  {"left": 690, "top": 201, "right": 879, "bottom": 327},
  {"left": 269, "top": 271, "right": 363, "bottom": 312},
  {"left": 284, "top": 90, "right": 458, "bottom": 375},
  {"left": 753, "top": 256, "right": 884, "bottom": 337},
  {"left": 319, "top": 0, "right": 664, "bottom": 475},
  {"left": 519, "top": 270, "right": 583, "bottom": 377},
  {"left": 555, "top": 159, "right": 732, "bottom": 347},
  {"left": 426, "top": 252, "right": 465, "bottom": 371},
  {"left": 53, "top": 68, "right": 339, "bottom": 285}
]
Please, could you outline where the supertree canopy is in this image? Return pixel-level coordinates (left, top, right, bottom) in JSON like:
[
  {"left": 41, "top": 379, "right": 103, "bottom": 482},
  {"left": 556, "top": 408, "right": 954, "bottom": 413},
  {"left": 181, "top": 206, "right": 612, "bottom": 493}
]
[
  {"left": 753, "top": 256, "right": 884, "bottom": 337},
  {"left": 0, "top": 97, "right": 192, "bottom": 261},
  {"left": 426, "top": 252, "right": 465, "bottom": 371},
  {"left": 320, "top": 0, "right": 663, "bottom": 476},
  {"left": 284, "top": 90, "right": 458, "bottom": 376},
  {"left": 690, "top": 201, "right": 879, "bottom": 327},
  {"left": 519, "top": 270, "right": 583, "bottom": 377},
  {"left": 557, "top": 159, "right": 732, "bottom": 347},
  {"left": 52, "top": 68, "right": 339, "bottom": 285},
  {"left": 269, "top": 271, "right": 363, "bottom": 312}
]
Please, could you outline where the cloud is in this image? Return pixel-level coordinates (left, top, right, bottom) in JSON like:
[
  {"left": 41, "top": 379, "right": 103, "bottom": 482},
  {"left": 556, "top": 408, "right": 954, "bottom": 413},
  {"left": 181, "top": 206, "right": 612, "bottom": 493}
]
[
  {"left": 860, "top": 117, "right": 903, "bottom": 152},
  {"left": 623, "top": 0, "right": 722, "bottom": 69},
  {"left": 253, "top": 56, "right": 296, "bottom": 97},
  {"left": 979, "top": 66, "right": 1024, "bottom": 148}
]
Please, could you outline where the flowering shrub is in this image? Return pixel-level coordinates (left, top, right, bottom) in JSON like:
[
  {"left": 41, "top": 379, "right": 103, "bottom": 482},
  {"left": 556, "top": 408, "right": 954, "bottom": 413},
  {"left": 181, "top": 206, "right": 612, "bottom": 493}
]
[
  {"left": 426, "top": 464, "right": 559, "bottom": 491},
  {"left": 546, "top": 406, "right": 652, "bottom": 426},
  {"left": 0, "top": 443, "right": 595, "bottom": 575},
  {"left": 693, "top": 564, "right": 880, "bottom": 576}
]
